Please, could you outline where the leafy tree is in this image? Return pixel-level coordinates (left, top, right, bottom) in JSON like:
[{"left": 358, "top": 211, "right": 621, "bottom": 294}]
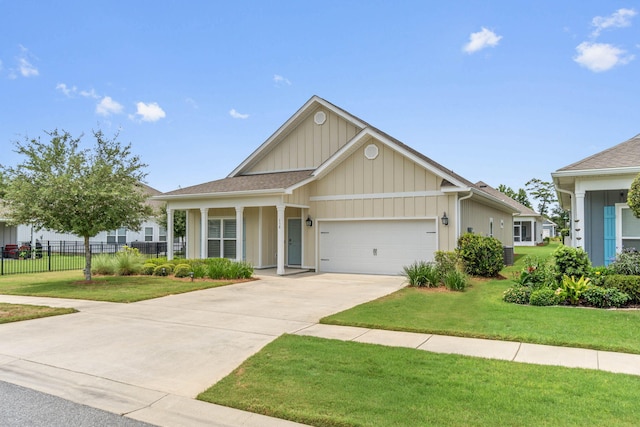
[
  {"left": 525, "top": 178, "right": 557, "bottom": 217},
  {"left": 0, "top": 129, "right": 153, "bottom": 281},
  {"left": 157, "top": 205, "right": 186, "bottom": 243},
  {"left": 627, "top": 173, "right": 640, "bottom": 218},
  {"left": 497, "top": 184, "right": 532, "bottom": 208},
  {"left": 549, "top": 204, "right": 570, "bottom": 237}
]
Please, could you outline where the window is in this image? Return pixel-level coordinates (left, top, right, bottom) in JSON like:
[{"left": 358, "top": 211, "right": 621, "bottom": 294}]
[
  {"left": 144, "top": 227, "right": 153, "bottom": 242},
  {"left": 620, "top": 206, "right": 640, "bottom": 251},
  {"left": 159, "top": 226, "right": 167, "bottom": 242},
  {"left": 107, "top": 228, "right": 127, "bottom": 244},
  {"left": 514, "top": 221, "right": 532, "bottom": 242},
  {"left": 207, "top": 219, "right": 236, "bottom": 259}
]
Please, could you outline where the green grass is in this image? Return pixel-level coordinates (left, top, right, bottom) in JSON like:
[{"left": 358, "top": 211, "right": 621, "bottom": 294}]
[
  {"left": 0, "top": 254, "right": 85, "bottom": 275},
  {"left": 0, "top": 270, "right": 237, "bottom": 303},
  {"left": 200, "top": 334, "right": 640, "bottom": 427},
  {"left": 322, "top": 243, "right": 640, "bottom": 354},
  {"left": 0, "top": 302, "right": 77, "bottom": 323}
]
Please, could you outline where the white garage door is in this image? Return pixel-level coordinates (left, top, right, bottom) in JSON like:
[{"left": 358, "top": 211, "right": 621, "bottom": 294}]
[{"left": 319, "top": 220, "right": 437, "bottom": 275}]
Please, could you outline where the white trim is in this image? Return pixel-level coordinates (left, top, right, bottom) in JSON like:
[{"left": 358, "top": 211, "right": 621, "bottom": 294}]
[
  {"left": 310, "top": 190, "right": 444, "bottom": 202},
  {"left": 552, "top": 166, "right": 640, "bottom": 178},
  {"left": 318, "top": 216, "right": 439, "bottom": 222}
]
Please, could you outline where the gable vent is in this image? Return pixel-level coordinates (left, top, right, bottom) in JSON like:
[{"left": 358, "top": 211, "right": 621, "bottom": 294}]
[
  {"left": 364, "top": 144, "right": 379, "bottom": 160},
  {"left": 314, "top": 111, "right": 327, "bottom": 125}
]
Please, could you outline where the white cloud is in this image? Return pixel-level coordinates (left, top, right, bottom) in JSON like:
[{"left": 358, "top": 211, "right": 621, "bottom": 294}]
[
  {"left": 80, "top": 88, "right": 99, "bottom": 99},
  {"left": 229, "top": 108, "right": 249, "bottom": 119},
  {"left": 96, "top": 96, "right": 124, "bottom": 116},
  {"left": 132, "top": 101, "right": 166, "bottom": 122},
  {"left": 56, "top": 83, "right": 75, "bottom": 97},
  {"left": 18, "top": 57, "right": 38, "bottom": 77},
  {"left": 463, "top": 27, "right": 502, "bottom": 54},
  {"left": 574, "top": 42, "right": 634, "bottom": 72},
  {"left": 592, "top": 8, "right": 636, "bottom": 37},
  {"left": 273, "top": 74, "right": 291, "bottom": 86}
]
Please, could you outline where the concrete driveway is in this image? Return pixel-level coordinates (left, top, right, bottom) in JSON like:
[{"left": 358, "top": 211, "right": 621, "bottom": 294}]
[{"left": 0, "top": 272, "right": 404, "bottom": 424}]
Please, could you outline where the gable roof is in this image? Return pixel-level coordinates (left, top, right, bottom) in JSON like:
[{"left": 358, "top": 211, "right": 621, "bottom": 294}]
[
  {"left": 475, "top": 181, "right": 540, "bottom": 217},
  {"left": 556, "top": 133, "right": 640, "bottom": 173}
]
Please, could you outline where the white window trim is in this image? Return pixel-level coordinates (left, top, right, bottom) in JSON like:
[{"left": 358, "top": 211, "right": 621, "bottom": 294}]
[
  {"left": 207, "top": 217, "right": 237, "bottom": 259},
  {"left": 615, "top": 203, "right": 640, "bottom": 252}
]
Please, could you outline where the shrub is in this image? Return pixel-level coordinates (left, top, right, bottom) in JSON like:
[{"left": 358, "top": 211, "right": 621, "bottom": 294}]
[
  {"left": 113, "top": 248, "right": 144, "bottom": 276},
  {"left": 443, "top": 270, "right": 467, "bottom": 291},
  {"left": 207, "top": 258, "right": 233, "bottom": 279},
  {"left": 560, "top": 275, "right": 591, "bottom": 305},
  {"left": 141, "top": 263, "right": 156, "bottom": 275},
  {"left": 190, "top": 261, "right": 208, "bottom": 279},
  {"left": 91, "top": 254, "right": 116, "bottom": 275},
  {"left": 227, "top": 261, "right": 254, "bottom": 279},
  {"left": 582, "top": 286, "right": 630, "bottom": 308},
  {"left": 553, "top": 245, "right": 591, "bottom": 280},
  {"left": 603, "top": 275, "right": 640, "bottom": 304},
  {"left": 588, "top": 266, "right": 611, "bottom": 287},
  {"left": 434, "top": 251, "right": 459, "bottom": 276},
  {"left": 153, "top": 264, "right": 174, "bottom": 276},
  {"left": 516, "top": 255, "right": 555, "bottom": 290},
  {"left": 173, "top": 263, "right": 193, "bottom": 278},
  {"left": 608, "top": 248, "right": 640, "bottom": 276},
  {"left": 456, "top": 233, "right": 504, "bottom": 277},
  {"left": 529, "top": 288, "right": 562, "bottom": 306},
  {"left": 145, "top": 258, "right": 167, "bottom": 266},
  {"left": 503, "top": 286, "right": 531, "bottom": 304},
  {"left": 403, "top": 261, "right": 441, "bottom": 287}
]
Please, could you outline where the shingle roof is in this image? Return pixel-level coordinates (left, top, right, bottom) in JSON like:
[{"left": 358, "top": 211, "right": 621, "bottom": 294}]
[
  {"left": 557, "top": 133, "right": 640, "bottom": 171},
  {"left": 161, "top": 170, "right": 314, "bottom": 197},
  {"left": 475, "top": 181, "right": 540, "bottom": 217}
]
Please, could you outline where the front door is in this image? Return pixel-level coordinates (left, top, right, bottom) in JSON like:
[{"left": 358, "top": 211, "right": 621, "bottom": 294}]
[{"left": 287, "top": 218, "right": 302, "bottom": 265}]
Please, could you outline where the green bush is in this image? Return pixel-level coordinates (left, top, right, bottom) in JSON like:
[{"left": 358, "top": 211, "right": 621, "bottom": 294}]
[
  {"left": 553, "top": 245, "right": 591, "bottom": 280},
  {"left": 603, "top": 275, "right": 640, "bottom": 304},
  {"left": 503, "top": 286, "right": 531, "bottom": 304},
  {"left": 403, "top": 261, "right": 441, "bottom": 287},
  {"left": 206, "top": 258, "right": 233, "bottom": 279},
  {"left": 608, "top": 248, "right": 640, "bottom": 276},
  {"left": 91, "top": 254, "right": 116, "bottom": 275},
  {"left": 456, "top": 233, "right": 504, "bottom": 277},
  {"left": 190, "top": 261, "right": 208, "bottom": 279},
  {"left": 582, "top": 286, "right": 630, "bottom": 308},
  {"left": 141, "top": 263, "right": 156, "bottom": 275},
  {"left": 153, "top": 263, "right": 174, "bottom": 276},
  {"left": 173, "top": 263, "right": 193, "bottom": 278},
  {"left": 560, "top": 275, "right": 591, "bottom": 305},
  {"left": 516, "top": 255, "right": 555, "bottom": 290},
  {"left": 443, "top": 270, "right": 467, "bottom": 291},
  {"left": 588, "top": 266, "right": 611, "bottom": 287},
  {"left": 434, "top": 251, "right": 459, "bottom": 276},
  {"left": 227, "top": 261, "right": 254, "bottom": 279},
  {"left": 529, "top": 288, "right": 563, "bottom": 306},
  {"left": 113, "top": 249, "right": 144, "bottom": 276}
]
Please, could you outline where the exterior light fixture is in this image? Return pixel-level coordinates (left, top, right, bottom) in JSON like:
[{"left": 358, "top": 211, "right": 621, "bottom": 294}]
[
  {"left": 441, "top": 212, "right": 449, "bottom": 226},
  {"left": 189, "top": 271, "right": 194, "bottom": 282},
  {"left": 306, "top": 216, "right": 313, "bottom": 227}
]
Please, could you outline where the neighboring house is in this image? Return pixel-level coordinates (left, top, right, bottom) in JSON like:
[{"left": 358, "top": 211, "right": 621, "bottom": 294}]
[
  {"left": 542, "top": 219, "right": 557, "bottom": 239},
  {"left": 552, "top": 134, "right": 640, "bottom": 266},
  {"left": 1, "top": 184, "right": 166, "bottom": 247},
  {"left": 475, "top": 181, "right": 544, "bottom": 246},
  {"left": 157, "top": 96, "right": 517, "bottom": 275}
]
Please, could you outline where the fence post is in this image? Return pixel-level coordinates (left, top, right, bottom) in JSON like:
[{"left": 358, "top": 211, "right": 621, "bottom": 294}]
[{"left": 48, "top": 241, "right": 52, "bottom": 271}]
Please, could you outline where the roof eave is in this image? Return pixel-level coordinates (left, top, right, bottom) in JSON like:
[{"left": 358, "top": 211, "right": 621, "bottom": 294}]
[{"left": 153, "top": 188, "right": 286, "bottom": 201}]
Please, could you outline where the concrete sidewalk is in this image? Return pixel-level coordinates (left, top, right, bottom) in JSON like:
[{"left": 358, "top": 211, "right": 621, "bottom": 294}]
[
  {"left": 1, "top": 273, "right": 639, "bottom": 426},
  {"left": 294, "top": 324, "right": 640, "bottom": 376}
]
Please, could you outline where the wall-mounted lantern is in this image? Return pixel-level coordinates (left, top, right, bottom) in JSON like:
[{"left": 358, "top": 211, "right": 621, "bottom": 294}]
[
  {"left": 306, "top": 216, "right": 313, "bottom": 227},
  {"left": 441, "top": 212, "right": 449, "bottom": 226}
]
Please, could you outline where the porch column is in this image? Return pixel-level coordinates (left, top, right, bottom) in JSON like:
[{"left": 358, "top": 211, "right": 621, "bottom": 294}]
[
  {"left": 167, "top": 208, "right": 174, "bottom": 260},
  {"left": 235, "top": 206, "right": 244, "bottom": 262},
  {"left": 575, "top": 191, "right": 585, "bottom": 249},
  {"left": 200, "top": 207, "right": 208, "bottom": 259},
  {"left": 276, "top": 205, "right": 285, "bottom": 275},
  {"left": 258, "top": 207, "right": 263, "bottom": 268}
]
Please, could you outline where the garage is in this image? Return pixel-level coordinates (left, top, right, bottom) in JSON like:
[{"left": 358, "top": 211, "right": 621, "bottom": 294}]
[{"left": 318, "top": 219, "right": 437, "bottom": 275}]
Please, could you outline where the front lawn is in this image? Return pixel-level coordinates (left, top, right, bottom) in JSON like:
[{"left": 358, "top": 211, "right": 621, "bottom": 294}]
[
  {"left": 0, "top": 302, "right": 76, "bottom": 323},
  {"left": 322, "top": 244, "right": 640, "bottom": 354},
  {"left": 0, "top": 270, "right": 239, "bottom": 303},
  {"left": 200, "top": 334, "right": 640, "bottom": 427}
]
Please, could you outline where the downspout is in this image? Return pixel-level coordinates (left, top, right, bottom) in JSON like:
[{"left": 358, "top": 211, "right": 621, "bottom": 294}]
[
  {"left": 556, "top": 188, "right": 575, "bottom": 247},
  {"left": 457, "top": 191, "right": 473, "bottom": 241}
]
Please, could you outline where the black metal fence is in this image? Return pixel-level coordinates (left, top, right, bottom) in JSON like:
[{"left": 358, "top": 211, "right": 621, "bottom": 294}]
[{"left": 0, "top": 241, "right": 186, "bottom": 276}]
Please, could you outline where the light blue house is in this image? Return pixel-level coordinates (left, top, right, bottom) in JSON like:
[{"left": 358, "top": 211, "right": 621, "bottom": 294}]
[{"left": 552, "top": 134, "right": 640, "bottom": 266}]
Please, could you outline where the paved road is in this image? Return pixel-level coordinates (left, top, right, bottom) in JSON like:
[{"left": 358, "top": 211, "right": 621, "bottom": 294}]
[{"left": 0, "top": 380, "right": 156, "bottom": 427}]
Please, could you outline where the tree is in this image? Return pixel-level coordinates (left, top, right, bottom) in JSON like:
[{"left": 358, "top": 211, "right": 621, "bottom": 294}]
[
  {"left": 497, "top": 184, "right": 532, "bottom": 208},
  {"left": 157, "top": 204, "right": 186, "bottom": 243},
  {"left": 0, "top": 129, "right": 153, "bottom": 281},
  {"left": 525, "top": 178, "right": 557, "bottom": 217},
  {"left": 628, "top": 173, "right": 640, "bottom": 218}
]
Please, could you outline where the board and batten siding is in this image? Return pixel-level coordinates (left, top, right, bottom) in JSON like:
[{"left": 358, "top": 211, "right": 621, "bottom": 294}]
[
  {"left": 248, "top": 107, "right": 361, "bottom": 173},
  {"left": 460, "top": 198, "right": 513, "bottom": 246}
]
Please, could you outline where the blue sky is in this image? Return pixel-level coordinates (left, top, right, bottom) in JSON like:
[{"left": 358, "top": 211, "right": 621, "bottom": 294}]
[{"left": 1, "top": 1, "right": 639, "bottom": 193}]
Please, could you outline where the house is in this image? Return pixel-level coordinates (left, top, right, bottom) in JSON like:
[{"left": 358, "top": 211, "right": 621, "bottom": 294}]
[
  {"left": 542, "top": 219, "right": 557, "bottom": 239},
  {"left": 157, "top": 96, "right": 517, "bottom": 275},
  {"left": 1, "top": 184, "right": 166, "bottom": 248},
  {"left": 552, "top": 134, "right": 640, "bottom": 266},
  {"left": 475, "top": 181, "right": 544, "bottom": 246}
]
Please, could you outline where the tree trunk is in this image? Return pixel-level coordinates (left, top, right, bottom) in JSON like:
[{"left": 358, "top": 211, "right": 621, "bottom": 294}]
[{"left": 84, "top": 235, "right": 92, "bottom": 281}]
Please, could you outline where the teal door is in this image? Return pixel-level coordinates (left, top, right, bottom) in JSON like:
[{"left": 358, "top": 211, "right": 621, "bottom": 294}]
[
  {"left": 604, "top": 206, "right": 616, "bottom": 266},
  {"left": 288, "top": 218, "right": 302, "bottom": 265}
]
